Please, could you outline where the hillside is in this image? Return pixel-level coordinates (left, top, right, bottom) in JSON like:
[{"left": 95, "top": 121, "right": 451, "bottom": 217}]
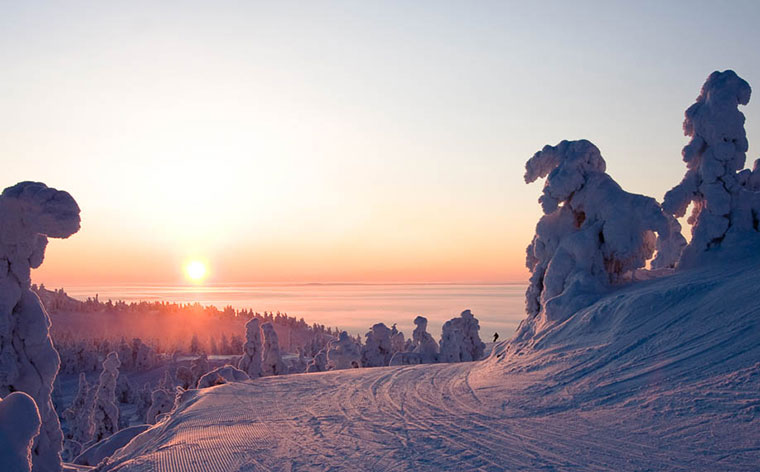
[{"left": 94, "top": 242, "right": 760, "bottom": 471}]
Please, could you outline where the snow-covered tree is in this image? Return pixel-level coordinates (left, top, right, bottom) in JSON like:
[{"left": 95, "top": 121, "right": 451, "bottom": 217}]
[
  {"left": 175, "top": 366, "right": 195, "bottom": 390},
  {"left": 412, "top": 316, "right": 439, "bottom": 363},
  {"left": 261, "top": 322, "right": 287, "bottom": 376},
  {"left": 327, "top": 331, "right": 361, "bottom": 370},
  {"left": 0, "top": 181, "right": 80, "bottom": 472},
  {"left": 191, "top": 353, "right": 210, "bottom": 385},
  {"left": 117, "top": 338, "right": 133, "bottom": 371},
  {"left": 135, "top": 383, "right": 152, "bottom": 425},
  {"left": 197, "top": 365, "right": 249, "bottom": 389},
  {"left": 146, "top": 389, "right": 172, "bottom": 424},
  {"left": 115, "top": 373, "right": 134, "bottom": 404},
  {"left": 238, "top": 318, "right": 262, "bottom": 378},
  {"left": 90, "top": 352, "right": 121, "bottom": 443},
  {"left": 389, "top": 324, "right": 406, "bottom": 355},
  {"left": 306, "top": 350, "right": 328, "bottom": 373},
  {"left": 0, "top": 392, "right": 41, "bottom": 472},
  {"left": 439, "top": 310, "right": 486, "bottom": 363},
  {"left": 663, "top": 70, "right": 760, "bottom": 266},
  {"left": 62, "top": 373, "right": 89, "bottom": 432},
  {"left": 288, "top": 347, "right": 308, "bottom": 374},
  {"left": 361, "top": 323, "right": 393, "bottom": 367},
  {"left": 132, "top": 338, "right": 156, "bottom": 371},
  {"left": 521, "top": 140, "right": 686, "bottom": 332}
]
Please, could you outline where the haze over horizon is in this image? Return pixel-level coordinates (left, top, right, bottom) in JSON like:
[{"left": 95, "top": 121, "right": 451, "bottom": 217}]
[{"left": 5, "top": 1, "right": 760, "bottom": 286}]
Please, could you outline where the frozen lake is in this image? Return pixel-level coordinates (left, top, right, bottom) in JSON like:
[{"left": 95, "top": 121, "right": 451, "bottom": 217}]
[{"left": 60, "top": 283, "right": 527, "bottom": 339}]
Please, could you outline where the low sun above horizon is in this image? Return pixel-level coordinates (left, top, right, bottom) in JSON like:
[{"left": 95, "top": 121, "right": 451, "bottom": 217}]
[{"left": 184, "top": 260, "right": 208, "bottom": 283}]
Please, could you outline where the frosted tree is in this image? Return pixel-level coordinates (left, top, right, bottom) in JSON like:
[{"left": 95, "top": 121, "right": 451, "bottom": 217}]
[
  {"left": 135, "top": 383, "right": 152, "bottom": 425},
  {"left": 116, "top": 339, "right": 133, "bottom": 371},
  {"left": 90, "top": 352, "right": 121, "bottom": 443},
  {"left": 412, "top": 316, "right": 439, "bottom": 363},
  {"left": 261, "top": 322, "right": 287, "bottom": 376},
  {"left": 439, "top": 310, "right": 486, "bottom": 362},
  {"left": 288, "top": 347, "right": 308, "bottom": 374},
  {"left": 175, "top": 366, "right": 195, "bottom": 390},
  {"left": 389, "top": 324, "right": 406, "bottom": 355},
  {"left": 0, "top": 181, "right": 80, "bottom": 472},
  {"left": 360, "top": 323, "right": 393, "bottom": 367},
  {"left": 132, "top": 338, "right": 156, "bottom": 370},
  {"left": 306, "top": 350, "right": 328, "bottom": 373},
  {"left": 146, "top": 389, "right": 173, "bottom": 424},
  {"left": 115, "top": 373, "right": 134, "bottom": 404},
  {"left": 62, "top": 373, "right": 89, "bottom": 432},
  {"left": 238, "top": 318, "right": 262, "bottom": 378},
  {"left": 190, "top": 353, "right": 210, "bottom": 385},
  {"left": 327, "top": 331, "right": 361, "bottom": 370},
  {"left": 0, "top": 392, "right": 41, "bottom": 472},
  {"left": 663, "top": 70, "right": 760, "bottom": 266},
  {"left": 520, "top": 140, "right": 686, "bottom": 334}
]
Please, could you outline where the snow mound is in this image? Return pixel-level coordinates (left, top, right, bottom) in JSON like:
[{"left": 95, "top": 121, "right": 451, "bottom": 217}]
[
  {"left": 73, "top": 425, "right": 149, "bottom": 467},
  {"left": 488, "top": 239, "right": 760, "bottom": 415},
  {"left": 197, "top": 365, "right": 249, "bottom": 389},
  {"left": 0, "top": 391, "right": 41, "bottom": 472}
]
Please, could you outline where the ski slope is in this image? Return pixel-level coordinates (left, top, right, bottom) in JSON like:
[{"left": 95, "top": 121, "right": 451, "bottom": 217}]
[{"left": 96, "top": 243, "right": 760, "bottom": 471}]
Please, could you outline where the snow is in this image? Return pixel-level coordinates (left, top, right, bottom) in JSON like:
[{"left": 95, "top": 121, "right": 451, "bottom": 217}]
[
  {"left": 326, "top": 331, "right": 361, "bottom": 370},
  {"left": 86, "top": 241, "right": 760, "bottom": 470},
  {"left": 0, "top": 181, "right": 80, "bottom": 472},
  {"left": 196, "top": 365, "right": 249, "bottom": 389},
  {"left": 664, "top": 70, "right": 760, "bottom": 266},
  {"left": 439, "top": 310, "right": 486, "bottom": 362},
  {"left": 146, "top": 389, "right": 173, "bottom": 425},
  {"left": 237, "top": 318, "right": 262, "bottom": 378},
  {"left": 90, "top": 352, "right": 121, "bottom": 444},
  {"left": 260, "top": 322, "right": 286, "bottom": 376},
  {"left": 0, "top": 391, "right": 41, "bottom": 472},
  {"left": 73, "top": 425, "right": 149, "bottom": 467},
  {"left": 411, "top": 315, "right": 439, "bottom": 362},
  {"left": 305, "top": 350, "right": 327, "bottom": 373},
  {"left": 522, "top": 140, "right": 686, "bottom": 335},
  {"left": 360, "top": 322, "right": 393, "bottom": 367}
]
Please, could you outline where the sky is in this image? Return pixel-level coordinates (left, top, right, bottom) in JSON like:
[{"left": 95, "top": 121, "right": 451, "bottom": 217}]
[{"left": 3, "top": 1, "right": 760, "bottom": 286}]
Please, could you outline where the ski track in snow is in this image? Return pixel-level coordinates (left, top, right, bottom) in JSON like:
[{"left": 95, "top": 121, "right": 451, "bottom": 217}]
[{"left": 99, "top": 360, "right": 758, "bottom": 471}]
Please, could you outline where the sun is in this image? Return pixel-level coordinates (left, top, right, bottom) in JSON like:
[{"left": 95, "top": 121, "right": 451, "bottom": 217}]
[{"left": 185, "top": 260, "right": 208, "bottom": 282}]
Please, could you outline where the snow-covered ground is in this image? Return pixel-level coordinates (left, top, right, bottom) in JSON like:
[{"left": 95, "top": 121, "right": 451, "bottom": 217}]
[{"left": 93, "top": 242, "right": 760, "bottom": 471}]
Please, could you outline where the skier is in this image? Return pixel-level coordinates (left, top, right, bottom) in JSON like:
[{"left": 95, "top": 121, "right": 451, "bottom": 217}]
[{"left": 493, "top": 332, "right": 499, "bottom": 343}]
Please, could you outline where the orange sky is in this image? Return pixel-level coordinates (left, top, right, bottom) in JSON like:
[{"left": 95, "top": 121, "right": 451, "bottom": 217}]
[{"left": 7, "top": 3, "right": 760, "bottom": 288}]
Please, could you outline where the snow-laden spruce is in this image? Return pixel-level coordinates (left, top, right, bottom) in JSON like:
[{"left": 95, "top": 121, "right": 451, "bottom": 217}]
[
  {"left": 146, "top": 389, "right": 173, "bottom": 424},
  {"left": 238, "top": 318, "right": 262, "bottom": 378},
  {"left": 361, "top": 323, "right": 393, "bottom": 367},
  {"left": 0, "top": 181, "right": 80, "bottom": 472},
  {"left": 412, "top": 316, "right": 439, "bottom": 363},
  {"left": 261, "top": 322, "right": 287, "bottom": 376},
  {"left": 197, "top": 365, "right": 250, "bottom": 389},
  {"left": 327, "top": 331, "right": 361, "bottom": 370},
  {"left": 62, "top": 373, "right": 89, "bottom": 434},
  {"left": 520, "top": 140, "right": 686, "bottom": 334},
  {"left": 439, "top": 310, "right": 486, "bottom": 363},
  {"left": 389, "top": 316, "right": 439, "bottom": 366},
  {"left": 306, "top": 350, "right": 328, "bottom": 373},
  {"left": 0, "top": 391, "right": 41, "bottom": 472},
  {"left": 663, "top": 70, "right": 760, "bottom": 266},
  {"left": 90, "top": 352, "right": 121, "bottom": 444}
]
